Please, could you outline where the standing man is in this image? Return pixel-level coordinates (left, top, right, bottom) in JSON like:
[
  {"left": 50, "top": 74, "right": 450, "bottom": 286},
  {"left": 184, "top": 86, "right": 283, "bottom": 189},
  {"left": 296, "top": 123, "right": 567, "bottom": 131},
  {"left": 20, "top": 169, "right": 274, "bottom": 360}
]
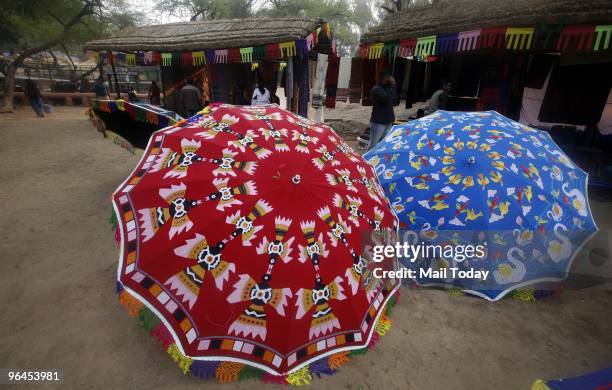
[
  {"left": 427, "top": 80, "right": 451, "bottom": 113},
  {"left": 93, "top": 76, "right": 110, "bottom": 100},
  {"left": 369, "top": 70, "right": 396, "bottom": 151},
  {"left": 179, "top": 78, "right": 202, "bottom": 117}
]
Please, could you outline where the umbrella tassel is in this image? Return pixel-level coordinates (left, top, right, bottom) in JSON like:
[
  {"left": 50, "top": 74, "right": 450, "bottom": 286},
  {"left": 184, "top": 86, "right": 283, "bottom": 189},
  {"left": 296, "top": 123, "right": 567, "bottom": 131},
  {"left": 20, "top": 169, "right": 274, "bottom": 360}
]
[
  {"left": 375, "top": 314, "right": 392, "bottom": 336},
  {"left": 368, "top": 331, "right": 380, "bottom": 348},
  {"left": 216, "top": 361, "right": 244, "bottom": 383},
  {"left": 118, "top": 290, "right": 143, "bottom": 317},
  {"left": 513, "top": 288, "right": 536, "bottom": 302},
  {"left": 328, "top": 352, "right": 350, "bottom": 370},
  {"left": 150, "top": 322, "right": 174, "bottom": 349},
  {"left": 237, "top": 365, "right": 265, "bottom": 381},
  {"left": 262, "top": 373, "right": 288, "bottom": 384},
  {"left": 309, "top": 358, "right": 335, "bottom": 377},
  {"left": 190, "top": 361, "right": 219, "bottom": 379},
  {"left": 109, "top": 210, "right": 117, "bottom": 231},
  {"left": 286, "top": 365, "right": 313, "bottom": 386},
  {"left": 167, "top": 344, "right": 192, "bottom": 375},
  {"left": 349, "top": 347, "right": 368, "bottom": 356},
  {"left": 138, "top": 307, "right": 160, "bottom": 332}
]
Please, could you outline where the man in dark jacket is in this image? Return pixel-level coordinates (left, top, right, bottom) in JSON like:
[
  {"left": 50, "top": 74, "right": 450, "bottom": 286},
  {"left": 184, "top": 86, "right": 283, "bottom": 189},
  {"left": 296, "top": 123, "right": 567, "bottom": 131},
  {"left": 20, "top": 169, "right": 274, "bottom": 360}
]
[{"left": 368, "top": 70, "right": 396, "bottom": 150}]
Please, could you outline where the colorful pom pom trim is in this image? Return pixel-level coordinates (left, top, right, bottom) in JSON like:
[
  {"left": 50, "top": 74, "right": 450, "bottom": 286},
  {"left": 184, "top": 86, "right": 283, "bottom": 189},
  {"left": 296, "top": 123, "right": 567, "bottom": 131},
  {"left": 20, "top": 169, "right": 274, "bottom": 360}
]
[{"left": 116, "top": 282, "right": 399, "bottom": 384}]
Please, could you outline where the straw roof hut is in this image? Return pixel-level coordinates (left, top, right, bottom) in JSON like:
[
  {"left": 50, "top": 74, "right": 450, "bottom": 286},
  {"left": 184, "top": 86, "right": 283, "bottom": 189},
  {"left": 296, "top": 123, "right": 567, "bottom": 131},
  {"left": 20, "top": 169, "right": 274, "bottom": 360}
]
[
  {"left": 85, "top": 17, "right": 325, "bottom": 52},
  {"left": 361, "top": 0, "right": 612, "bottom": 43}
]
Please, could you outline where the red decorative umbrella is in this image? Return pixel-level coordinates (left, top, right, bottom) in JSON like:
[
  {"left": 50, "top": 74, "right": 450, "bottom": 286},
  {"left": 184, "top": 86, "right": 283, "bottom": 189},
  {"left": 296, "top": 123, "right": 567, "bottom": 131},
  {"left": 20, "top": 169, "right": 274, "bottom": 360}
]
[{"left": 112, "top": 104, "right": 399, "bottom": 376}]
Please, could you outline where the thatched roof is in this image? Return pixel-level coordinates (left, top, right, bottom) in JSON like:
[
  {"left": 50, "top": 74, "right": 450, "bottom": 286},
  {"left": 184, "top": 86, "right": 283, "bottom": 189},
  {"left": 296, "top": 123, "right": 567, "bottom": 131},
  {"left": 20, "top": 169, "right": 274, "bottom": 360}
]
[
  {"left": 361, "top": 0, "right": 612, "bottom": 43},
  {"left": 85, "top": 17, "right": 324, "bottom": 52}
]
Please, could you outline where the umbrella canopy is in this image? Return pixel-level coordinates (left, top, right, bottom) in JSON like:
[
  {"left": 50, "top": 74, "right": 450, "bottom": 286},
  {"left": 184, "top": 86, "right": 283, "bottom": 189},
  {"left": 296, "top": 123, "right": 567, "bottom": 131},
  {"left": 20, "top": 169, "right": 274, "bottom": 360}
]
[
  {"left": 365, "top": 110, "right": 597, "bottom": 301},
  {"left": 112, "top": 104, "right": 399, "bottom": 376}
]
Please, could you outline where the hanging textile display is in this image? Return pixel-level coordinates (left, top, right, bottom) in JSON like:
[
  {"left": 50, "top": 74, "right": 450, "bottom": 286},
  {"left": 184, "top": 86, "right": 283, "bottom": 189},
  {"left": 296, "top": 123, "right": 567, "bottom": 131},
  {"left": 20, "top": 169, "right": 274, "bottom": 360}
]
[
  {"left": 415, "top": 36, "right": 436, "bottom": 58},
  {"left": 171, "top": 52, "right": 181, "bottom": 65},
  {"left": 214, "top": 49, "right": 228, "bottom": 63},
  {"left": 228, "top": 48, "right": 241, "bottom": 63},
  {"left": 361, "top": 59, "right": 376, "bottom": 106},
  {"left": 266, "top": 43, "right": 280, "bottom": 60},
  {"left": 478, "top": 27, "right": 507, "bottom": 49},
  {"left": 296, "top": 39, "right": 309, "bottom": 56},
  {"left": 192, "top": 51, "right": 205, "bottom": 66},
  {"left": 125, "top": 53, "right": 136, "bottom": 65},
  {"left": 325, "top": 55, "right": 340, "bottom": 108},
  {"left": 594, "top": 25, "right": 612, "bottom": 51},
  {"left": 296, "top": 54, "right": 310, "bottom": 117},
  {"left": 336, "top": 57, "right": 352, "bottom": 103},
  {"left": 435, "top": 34, "right": 459, "bottom": 55},
  {"left": 285, "top": 57, "right": 294, "bottom": 110},
  {"left": 382, "top": 42, "right": 399, "bottom": 60},
  {"left": 161, "top": 53, "right": 172, "bottom": 67},
  {"left": 117, "top": 52, "right": 126, "bottom": 64},
  {"left": 368, "top": 43, "right": 384, "bottom": 59},
  {"left": 457, "top": 30, "right": 480, "bottom": 52},
  {"left": 506, "top": 27, "right": 534, "bottom": 50},
  {"left": 239, "top": 47, "right": 253, "bottom": 63},
  {"left": 205, "top": 49, "right": 216, "bottom": 64},
  {"left": 181, "top": 52, "right": 193, "bottom": 66},
  {"left": 312, "top": 53, "right": 328, "bottom": 111},
  {"left": 252, "top": 45, "right": 266, "bottom": 62},
  {"left": 349, "top": 57, "right": 363, "bottom": 103},
  {"left": 398, "top": 38, "right": 417, "bottom": 57},
  {"left": 557, "top": 24, "right": 595, "bottom": 51},
  {"left": 143, "top": 51, "right": 153, "bottom": 64},
  {"left": 279, "top": 41, "right": 297, "bottom": 57}
]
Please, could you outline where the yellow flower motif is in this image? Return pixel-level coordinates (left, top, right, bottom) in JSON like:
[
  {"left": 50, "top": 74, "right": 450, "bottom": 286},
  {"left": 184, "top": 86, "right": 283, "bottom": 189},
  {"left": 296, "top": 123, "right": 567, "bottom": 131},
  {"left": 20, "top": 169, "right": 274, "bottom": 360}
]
[
  {"left": 551, "top": 190, "right": 560, "bottom": 198},
  {"left": 393, "top": 203, "right": 405, "bottom": 213},
  {"left": 444, "top": 146, "right": 455, "bottom": 155},
  {"left": 479, "top": 143, "right": 491, "bottom": 152},
  {"left": 462, "top": 176, "right": 474, "bottom": 189},
  {"left": 487, "top": 151, "right": 501, "bottom": 160},
  {"left": 442, "top": 166, "right": 455, "bottom": 176},
  {"left": 448, "top": 173, "right": 462, "bottom": 184},
  {"left": 432, "top": 200, "right": 449, "bottom": 210},
  {"left": 477, "top": 173, "right": 489, "bottom": 188},
  {"left": 454, "top": 140, "right": 464, "bottom": 150},
  {"left": 492, "top": 160, "right": 505, "bottom": 170},
  {"left": 497, "top": 264, "right": 513, "bottom": 278},
  {"left": 524, "top": 186, "right": 532, "bottom": 202},
  {"left": 442, "top": 156, "right": 455, "bottom": 165},
  {"left": 467, "top": 141, "right": 478, "bottom": 149},
  {"left": 573, "top": 198, "right": 585, "bottom": 213},
  {"left": 499, "top": 201, "right": 510, "bottom": 216},
  {"left": 465, "top": 209, "right": 483, "bottom": 221},
  {"left": 490, "top": 171, "right": 503, "bottom": 183}
]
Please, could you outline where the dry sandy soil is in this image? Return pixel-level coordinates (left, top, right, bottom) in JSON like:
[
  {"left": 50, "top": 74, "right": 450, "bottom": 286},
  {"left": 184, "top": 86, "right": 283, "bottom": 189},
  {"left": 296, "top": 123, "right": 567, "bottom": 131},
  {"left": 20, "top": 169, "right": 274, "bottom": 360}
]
[{"left": 0, "top": 106, "right": 611, "bottom": 390}]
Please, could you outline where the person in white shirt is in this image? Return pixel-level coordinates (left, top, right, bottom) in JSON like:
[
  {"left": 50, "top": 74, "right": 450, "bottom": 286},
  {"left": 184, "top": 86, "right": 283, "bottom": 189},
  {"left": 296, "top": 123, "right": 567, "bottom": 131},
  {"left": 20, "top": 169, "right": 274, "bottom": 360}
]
[{"left": 251, "top": 85, "right": 270, "bottom": 105}]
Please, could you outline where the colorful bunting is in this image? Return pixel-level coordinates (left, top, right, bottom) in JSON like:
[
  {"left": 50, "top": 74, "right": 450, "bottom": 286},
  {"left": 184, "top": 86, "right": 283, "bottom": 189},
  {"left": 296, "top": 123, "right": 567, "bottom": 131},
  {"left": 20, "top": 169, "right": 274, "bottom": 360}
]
[
  {"left": 368, "top": 43, "right": 384, "bottom": 59},
  {"left": 239, "top": 47, "right": 253, "bottom": 63},
  {"left": 594, "top": 25, "right": 611, "bottom": 51},
  {"left": 399, "top": 38, "right": 417, "bottom": 57},
  {"left": 457, "top": 29, "right": 480, "bottom": 52},
  {"left": 415, "top": 35, "right": 436, "bottom": 57},
  {"left": 214, "top": 49, "right": 228, "bottom": 63},
  {"left": 161, "top": 53, "right": 172, "bottom": 66},
  {"left": 279, "top": 41, "right": 297, "bottom": 57},
  {"left": 505, "top": 27, "right": 534, "bottom": 50},
  {"left": 192, "top": 51, "right": 205, "bottom": 65},
  {"left": 435, "top": 33, "right": 459, "bottom": 55}
]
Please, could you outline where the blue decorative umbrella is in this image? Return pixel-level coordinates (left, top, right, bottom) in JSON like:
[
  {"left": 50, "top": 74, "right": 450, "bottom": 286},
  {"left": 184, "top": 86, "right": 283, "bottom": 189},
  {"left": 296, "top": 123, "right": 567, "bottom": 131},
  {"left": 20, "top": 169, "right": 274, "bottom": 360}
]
[{"left": 364, "top": 111, "right": 598, "bottom": 301}]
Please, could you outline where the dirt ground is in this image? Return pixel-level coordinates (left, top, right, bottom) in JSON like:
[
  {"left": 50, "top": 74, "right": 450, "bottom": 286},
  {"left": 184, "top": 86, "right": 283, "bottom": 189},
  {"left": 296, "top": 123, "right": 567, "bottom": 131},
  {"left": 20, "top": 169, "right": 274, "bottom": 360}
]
[{"left": 0, "top": 106, "right": 611, "bottom": 390}]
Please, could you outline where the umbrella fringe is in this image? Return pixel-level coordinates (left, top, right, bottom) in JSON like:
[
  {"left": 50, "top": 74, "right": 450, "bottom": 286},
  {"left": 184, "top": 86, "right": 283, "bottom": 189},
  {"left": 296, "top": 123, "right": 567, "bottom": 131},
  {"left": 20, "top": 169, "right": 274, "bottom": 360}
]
[
  {"left": 115, "top": 285, "right": 398, "bottom": 384},
  {"left": 190, "top": 361, "right": 220, "bottom": 379},
  {"left": 138, "top": 307, "right": 160, "bottom": 332},
  {"left": 118, "top": 290, "right": 143, "bottom": 317},
  {"left": 216, "top": 361, "right": 244, "bottom": 383},
  {"left": 109, "top": 209, "right": 117, "bottom": 231},
  {"left": 167, "top": 344, "right": 193, "bottom": 374},
  {"left": 512, "top": 288, "right": 536, "bottom": 302},
  {"left": 116, "top": 281, "right": 123, "bottom": 293},
  {"left": 150, "top": 322, "right": 174, "bottom": 349},
  {"left": 286, "top": 365, "right": 313, "bottom": 386}
]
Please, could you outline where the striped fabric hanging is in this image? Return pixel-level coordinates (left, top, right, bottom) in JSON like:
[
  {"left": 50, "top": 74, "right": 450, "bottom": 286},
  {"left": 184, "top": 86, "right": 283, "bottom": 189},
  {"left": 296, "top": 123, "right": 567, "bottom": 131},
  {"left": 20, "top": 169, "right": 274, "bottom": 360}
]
[
  {"left": 240, "top": 47, "right": 253, "bottom": 63},
  {"left": 144, "top": 51, "right": 153, "bottom": 64},
  {"left": 279, "top": 41, "right": 297, "bottom": 57},
  {"left": 205, "top": 49, "right": 216, "bottom": 64},
  {"left": 136, "top": 52, "right": 145, "bottom": 65},
  {"left": 152, "top": 52, "right": 161, "bottom": 65},
  {"left": 171, "top": 52, "right": 181, "bottom": 65},
  {"left": 266, "top": 43, "right": 280, "bottom": 60},
  {"left": 161, "top": 53, "right": 172, "bottom": 66},
  {"left": 181, "top": 52, "right": 192, "bottom": 65},
  {"left": 382, "top": 42, "right": 399, "bottom": 60},
  {"left": 93, "top": 51, "right": 100, "bottom": 63},
  {"left": 478, "top": 27, "right": 507, "bottom": 49},
  {"left": 296, "top": 39, "right": 309, "bottom": 57},
  {"left": 594, "top": 25, "right": 612, "bottom": 51},
  {"left": 117, "top": 52, "right": 126, "bottom": 64},
  {"left": 415, "top": 36, "right": 436, "bottom": 58},
  {"left": 108, "top": 52, "right": 115, "bottom": 65},
  {"left": 435, "top": 34, "right": 459, "bottom": 55},
  {"left": 306, "top": 34, "right": 314, "bottom": 50},
  {"left": 215, "top": 49, "right": 228, "bottom": 63},
  {"left": 557, "top": 25, "right": 595, "bottom": 51},
  {"left": 252, "top": 46, "right": 266, "bottom": 61},
  {"left": 228, "top": 48, "right": 241, "bottom": 63},
  {"left": 457, "top": 30, "right": 480, "bottom": 52},
  {"left": 368, "top": 43, "right": 384, "bottom": 59},
  {"left": 505, "top": 28, "right": 534, "bottom": 50},
  {"left": 126, "top": 53, "right": 136, "bottom": 65},
  {"left": 192, "top": 51, "right": 205, "bottom": 65},
  {"left": 399, "top": 38, "right": 417, "bottom": 57}
]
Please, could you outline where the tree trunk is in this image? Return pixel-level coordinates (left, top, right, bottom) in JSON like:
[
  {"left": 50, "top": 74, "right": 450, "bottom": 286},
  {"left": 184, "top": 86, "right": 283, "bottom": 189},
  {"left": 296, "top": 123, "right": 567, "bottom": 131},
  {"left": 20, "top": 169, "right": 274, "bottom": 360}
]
[{"left": 0, "top": 64, "right": 18, "bottom": 112}]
